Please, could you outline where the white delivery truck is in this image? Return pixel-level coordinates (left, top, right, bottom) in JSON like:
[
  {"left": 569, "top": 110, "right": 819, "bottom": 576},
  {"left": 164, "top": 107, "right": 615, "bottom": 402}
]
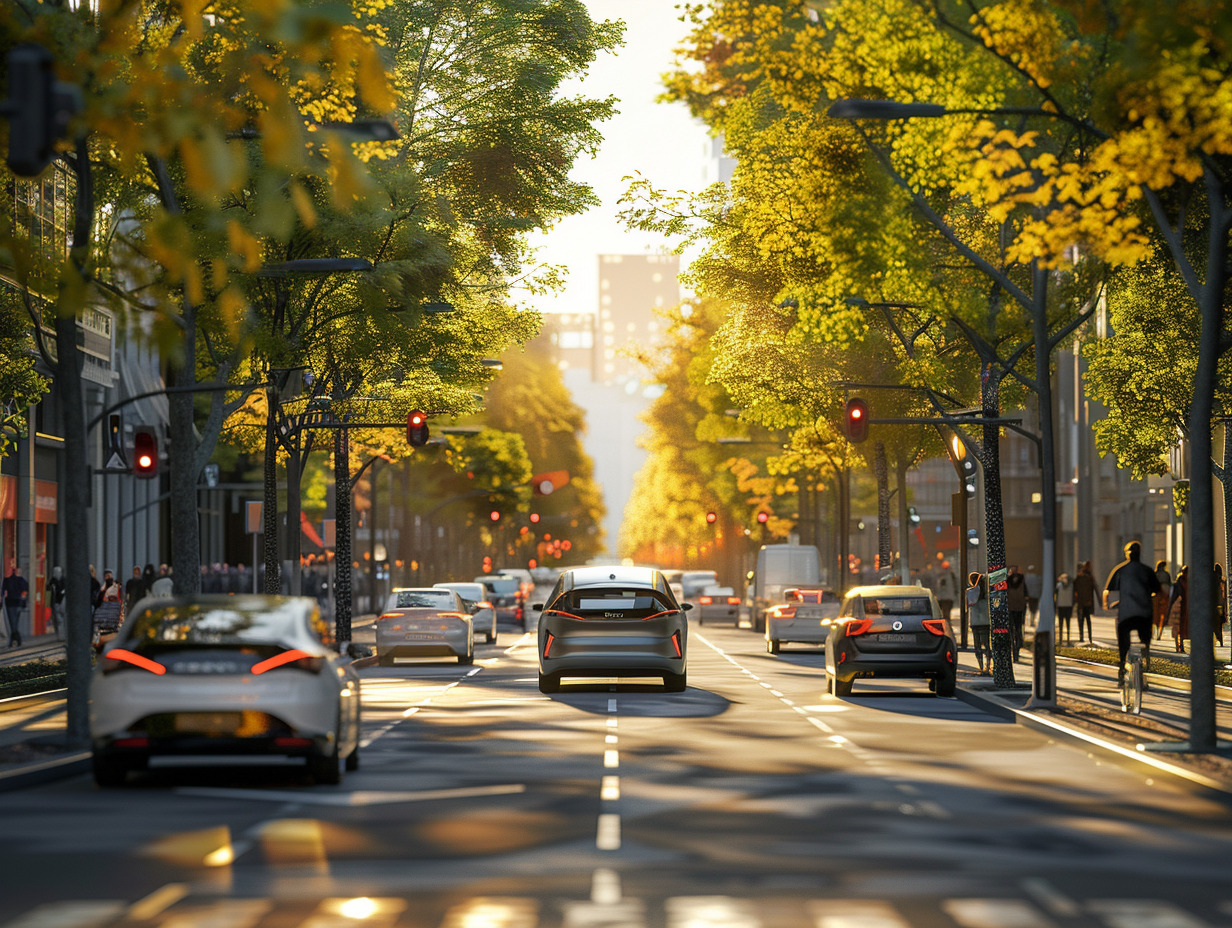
[{"left": 751, "top": 544, "right": 822, "bottom": 632}]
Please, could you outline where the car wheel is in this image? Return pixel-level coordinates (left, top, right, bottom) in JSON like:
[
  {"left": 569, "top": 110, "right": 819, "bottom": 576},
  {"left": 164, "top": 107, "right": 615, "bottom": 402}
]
[
  {"left": 538, "top": 672, "right": 561, "bottom": 694},
  {"left": 308, "top": 740, "right": 343, "bottom": 785},
  {"left": 91, "top": 750, "right": 129, "bottom": 788},
  {"left": 767, "top": 638, "right": 780, "bottom": 654},
  {"left": 833, "top": 675, "right": 854, "bottom": 697},
  {"left": 935, "top": 671, "right": 957, "bottom": 697},
  {"left": 663, "top": 670, "right": 687, "bottom": 693}
]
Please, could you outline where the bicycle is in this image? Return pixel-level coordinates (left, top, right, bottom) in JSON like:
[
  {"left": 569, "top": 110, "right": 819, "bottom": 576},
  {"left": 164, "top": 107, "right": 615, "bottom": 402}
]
[{"left": 1120, "top": 641, "right": 1150, "bottom": 714}]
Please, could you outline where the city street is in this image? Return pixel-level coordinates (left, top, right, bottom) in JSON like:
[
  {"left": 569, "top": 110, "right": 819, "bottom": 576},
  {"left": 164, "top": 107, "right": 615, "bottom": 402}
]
[{"left": 2, "top": 624, "right": 1231, "bottom": 928}]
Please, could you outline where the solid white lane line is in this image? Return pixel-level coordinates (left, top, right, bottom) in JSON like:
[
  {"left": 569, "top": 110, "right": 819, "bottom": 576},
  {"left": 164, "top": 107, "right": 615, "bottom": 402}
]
[
  {"left": 601, "top": 776, "right": 620, "bottom": 801},
  {"left": 596, "top": 813, "right": 621, "bottom": 850},
  {"left": 591, "top": 869, "right": 622, "bottom": 904}
]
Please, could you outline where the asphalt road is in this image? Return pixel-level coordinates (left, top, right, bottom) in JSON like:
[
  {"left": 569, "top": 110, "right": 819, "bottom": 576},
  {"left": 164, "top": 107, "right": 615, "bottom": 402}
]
[{"left": 2, "top": 623, "right": 1231, "bottom": 928}]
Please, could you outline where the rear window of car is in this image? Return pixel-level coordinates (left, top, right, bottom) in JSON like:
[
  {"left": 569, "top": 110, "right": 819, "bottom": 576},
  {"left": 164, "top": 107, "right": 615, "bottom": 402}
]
[
  {"left": 549, "top": 588, "right": 677, "bottom": 619},
  {"left": 125, "top": 602, "right": 306, "bottom": 646},
  {"left": 480, "top": 578, "right": 520, "bottom": 595},
  {"left": 862, "top": 596, "right": 932, "bottom": 616},
  {"left": 392, "top": 590, "right": 454, "bottom": 608},
  {"left": 792, "top": 589, "right": 838, "bottom": 604}
]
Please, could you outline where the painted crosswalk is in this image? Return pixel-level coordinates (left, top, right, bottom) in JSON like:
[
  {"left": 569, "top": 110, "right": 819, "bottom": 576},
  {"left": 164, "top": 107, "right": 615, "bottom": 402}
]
[{"left": 3, "top": 894, "right": 1228, "bottom": 928}]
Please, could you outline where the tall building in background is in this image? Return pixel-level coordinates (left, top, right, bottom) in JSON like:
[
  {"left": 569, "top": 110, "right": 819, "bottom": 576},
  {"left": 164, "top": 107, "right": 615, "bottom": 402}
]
[{"left": 596, "top": 254, "right": 679, "bottom": 386}]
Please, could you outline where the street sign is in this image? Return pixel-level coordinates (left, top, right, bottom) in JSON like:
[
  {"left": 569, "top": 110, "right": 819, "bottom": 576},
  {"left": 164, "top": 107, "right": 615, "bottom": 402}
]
[
  {"left": 203, "top": 464, "right": 219, "bottom": 488},
  {"left": 322, "top": 518, "right": 336, "bottom": 549},
  {"left": 245, "top": 500, "right": 262, "bottom": 534},
  {"left": 103, "top": 451, "right": 127, "bottom": 472}
]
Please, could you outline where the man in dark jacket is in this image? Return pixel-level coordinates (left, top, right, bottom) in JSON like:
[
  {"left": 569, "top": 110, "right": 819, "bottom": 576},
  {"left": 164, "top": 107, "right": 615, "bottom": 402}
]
[
  {"left": 2, "top": 566, "right": 27, "bottom": 648},
  {"left": 1103, "top": 541, "right": 1161, "bottom": 684}
]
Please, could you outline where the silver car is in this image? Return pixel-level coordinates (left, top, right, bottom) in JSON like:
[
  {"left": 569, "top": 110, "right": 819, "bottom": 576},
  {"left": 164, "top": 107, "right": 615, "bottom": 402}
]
[
  {"left": 433, "top": 581, "right": 498, "bottom": 644},
  {"left": 377, "top": 587, "right": 474, "bottom": 666},
  {"left": 765, "top": 587, "right": 841, "bottom": 653},
  {"left": 89, "top": 595, "right": 361, "bottom": 787},
  {"left": 535, "top": 566, "right": 690, "bottom": 693}
]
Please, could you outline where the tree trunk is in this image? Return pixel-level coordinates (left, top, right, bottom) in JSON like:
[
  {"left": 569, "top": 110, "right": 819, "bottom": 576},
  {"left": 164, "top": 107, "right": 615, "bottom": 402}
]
[
  {"left": 875, "top": 441, "right": 891, "bottom": 573},
  {"left": 334, "top": 425, "right": 352, "bottom": 646},
  {"left": 262, "top": 386, "right": 280, "bottom": 594},
  {"left": 286, "top": 439, "right": 302, "bottom": 595},
  {"left": 982, "top": 363, "right": 1016, "bottom": 688},
  {"left": 167, "top": 372, "right": 200, "bottom": 596},
  {"left": 895, "top": 455, "right": 911, "bottom": 584}
]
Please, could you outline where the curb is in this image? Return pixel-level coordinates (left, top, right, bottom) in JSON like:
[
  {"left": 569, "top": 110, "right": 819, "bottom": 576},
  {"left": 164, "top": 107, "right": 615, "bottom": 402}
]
[
  {"left": 955, "top": 685, "right": 1232, "bottom": 797},
  {"left": 0, "top": 751, "right": 91, "bottom": 793}
]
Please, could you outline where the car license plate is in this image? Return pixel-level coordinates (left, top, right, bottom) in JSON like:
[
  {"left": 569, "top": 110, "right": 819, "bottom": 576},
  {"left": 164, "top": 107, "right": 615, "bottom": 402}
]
[
  {"left": 174, "top": 712, "right": 242, "bottom": 734},
  {"left": 403, "top": 633, "right": 436, "bottom": 640},
  {"left": 877, "top": 633, "right": 914, "bottom": 643}
]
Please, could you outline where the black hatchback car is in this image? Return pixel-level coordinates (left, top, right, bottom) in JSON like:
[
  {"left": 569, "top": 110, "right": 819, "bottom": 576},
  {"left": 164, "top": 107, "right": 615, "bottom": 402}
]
[{"left": 825, "top": 585, "right": 957, "bottom": 697}]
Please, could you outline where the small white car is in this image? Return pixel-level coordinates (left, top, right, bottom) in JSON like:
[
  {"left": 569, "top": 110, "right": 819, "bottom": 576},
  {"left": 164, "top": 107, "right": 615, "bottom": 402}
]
[
  {"left": 377, "top": 587, "right": 474, "bottom": 666},
  {"left": 694, "top": 585, "right": 741, "bottom": 625},
  {"left": 765, "top": 588, "right": 841, "bottom": 653},
  {"left": 90, "top": 595, "right": 361, "bottom": 787},
  {"left": 433, "top": 581, "right": 498, "bottom": 644}
]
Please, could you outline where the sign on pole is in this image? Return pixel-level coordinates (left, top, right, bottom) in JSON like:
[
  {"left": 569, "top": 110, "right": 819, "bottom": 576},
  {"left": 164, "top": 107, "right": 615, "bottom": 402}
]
[{"left": 245, "top": 501, "right": 263, "bottom": 534}]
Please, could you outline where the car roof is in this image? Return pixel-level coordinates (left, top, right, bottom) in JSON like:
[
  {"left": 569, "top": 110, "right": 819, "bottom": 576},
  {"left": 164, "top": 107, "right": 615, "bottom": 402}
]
[
  {"left": 845, "top": 584, "right": 934, "bottom": 598},
  {"left": 561, "top": 565, "right": 666, "bottom": 590},
  {"left": 434, "top": 581, "right": 483, "bottom": 592},
  {"left": 392, "top": 587, "right": 450, "bottom": 594}
]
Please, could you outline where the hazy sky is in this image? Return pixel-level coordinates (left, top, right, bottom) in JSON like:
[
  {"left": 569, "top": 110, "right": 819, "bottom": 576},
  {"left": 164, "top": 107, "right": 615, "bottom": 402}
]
[{"left": 520, "top": 1, "right": 713, "bottom": 315}]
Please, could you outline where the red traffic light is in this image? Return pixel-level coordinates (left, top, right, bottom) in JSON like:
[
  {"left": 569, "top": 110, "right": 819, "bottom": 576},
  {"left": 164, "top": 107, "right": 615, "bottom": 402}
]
[
  {"left": 756, "top": 511, "right": 769, "bottom": 524},
  {"left": 530, "top": 513, "right": 540, "bottom": 523},
  {"left": 844, "top": 397, "right": 869, "bottom": 443},
  {"left": 706, "top": 511, "right": 717, "bottom": 524},
  {"left": 133, "top": 427, "right": 158, "bottom": 479},
  {"left": 407, "top": 410, "right": 429, "bottom": 447},
  {"left": 490, "top": 510, "right": 501, "bottom": 522}
]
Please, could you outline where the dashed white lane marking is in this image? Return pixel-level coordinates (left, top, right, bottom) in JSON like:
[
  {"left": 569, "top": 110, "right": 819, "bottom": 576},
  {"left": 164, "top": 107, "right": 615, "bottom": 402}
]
[
  {"left": 605, "top": 734, "right": 618, "bottom": 744},
  {"left": 603, "top": 750, "right": 619, "bottom": 768},
  {"left": 808, "top": 717, "right": 834, "bottom": 734},
  {"left": 1021, "top": 879, "right": 1080, "bottom": 918},
  {"left": 128, "top": 885, "right": 188, "bottom": 921},
  {"left": 596, "top": 813, "right": 621, "bottom": 850},
  {"left": 1086, "top": 901, "right": 1210, "bottom": 928},
  {"left": 601, "top": 776, "right": 620, "bottom": 800},
  {"left": 809, "top": 899, "right": 910, "bottom": 928},
  {"left": 606, "top": 717, "right": 618, "bottom": 728},
  {"left": 666, "top": 896, "right": 761, "bottom": 928},
  {"left": 591, "top": 869, "right": 622, "bottom": 904},
  {"left": 607, "top": 698, "right": 618, "bottom": 713},
  {"left": 944, "top": 899, "right": 1055, "bottom": 928}
]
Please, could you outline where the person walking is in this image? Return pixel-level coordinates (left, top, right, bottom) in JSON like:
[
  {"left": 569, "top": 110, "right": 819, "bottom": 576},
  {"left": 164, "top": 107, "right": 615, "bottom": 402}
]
[
  {"left": 1103, "top": 540, "right": 1161, "bottom": 685},
  {"left": 1055, "top": 571, "right": 1075, "bottom": 644},
  {"left": 1006, "top": 565, "right": 1027, "bottom": 661},
  {"left": 124, "top": 565, "right": 147, "bottom": 618},
  {"left": 1152, "top": 560, "right": 1172, "bottom": 640},
  {"left": 1168, "top": 566, "right": 1189, "bottom": 653},
  {"left": 1214, "top": 564, "right": 1227, "bottom": 647},
  {"left": 1073, "top": 561, "right": 1097, "bottom": 643},
  {"left": 94, "top": 569, "right": 124, "bottom": 641},
  {"left": 1024, "top": 565, "right": 1042, "bottom": 626},
  {"left": 935, "top": 561, "right": 959, "bottom": 621},
  {"left": 2, "top": 565, "right": 28, "bottom": 648},
  {"left": 967, "top": 571, "right": 992, "bottom": 675},
  {"left": 47, "top": 565, "right": 66, "bottom": 640},
  {"left": 89, "top": 564, "right": 101, "bottom": 610}
]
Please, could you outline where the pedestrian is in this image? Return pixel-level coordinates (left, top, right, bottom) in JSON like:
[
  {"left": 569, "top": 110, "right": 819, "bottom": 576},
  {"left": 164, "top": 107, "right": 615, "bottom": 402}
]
[
  {"left": 142, "top": 563, "right": 156, "bottom": 595},
  {"left": 1055, "top": 571, "right": 1074, "bottom": 644},
  {"left": 2, "top": 565, "right": 28, "bottom": 648},
  {"left": 47, "top": 565, "right": 66, "bottom": 640},
  {"left": 1214, "top": 564, "right": 1227, "bottom": 647},
  {"left": 1006, "top": 565, "right": 1027, "bottom": 661},
  {"left": 150, "top": 563, "right": 174, "bottom": 598},
  {"left": 1103, "top": 540, "right": 1161, "bottom": 685},
  {"left": 1024, "top": 565, "right": 1042, "bottom": 626},
  {"left": 1168, "top": 565, "right": 1189, "bottom": 653},
  {"left": 935, "top": 560, "right": 958, "bottom": 621},
  {"left": 1073, "top": 561, "right": 1096, "bottom": 643},
  {"left": 966, "top": 571, "right": 991, "bottom": 675},
  {"left": 89, "top": 564, "right": 101, "bottom": 610},
  {"left": 94, "top": 569, "right": 124, "bottom": 643},
  {"left": 1152, "top": 560, "right": 1172, "bottom": 641},
  {"left": 124, "top": 565, "right": 146, "bottom": 618}
]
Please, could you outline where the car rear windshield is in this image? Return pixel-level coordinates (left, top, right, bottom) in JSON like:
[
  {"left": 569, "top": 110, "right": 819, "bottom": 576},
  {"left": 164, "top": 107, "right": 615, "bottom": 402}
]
[
  {"left": 549, "top": 588, "right": 677, "bottom": 619},
  {"left": 861, "top": 596, "right": 932, "bottom": 616},
  {"left": 125, "top": 602, "right": 304, "bottom": 646},
  {"left": 392, "top": 590, "right": 454, "bottom": 608},
  {"left": 482, "top": 578, "right": 520, "bottom": 594},
  {"left": 792, "top": 590, "right": 838, "bottom": 603}
]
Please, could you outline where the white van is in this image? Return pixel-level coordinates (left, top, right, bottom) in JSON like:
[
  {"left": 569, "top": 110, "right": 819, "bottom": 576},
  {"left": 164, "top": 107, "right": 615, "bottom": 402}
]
[{"left": 751, "top": 544, "right": 821, "bottom": 632}]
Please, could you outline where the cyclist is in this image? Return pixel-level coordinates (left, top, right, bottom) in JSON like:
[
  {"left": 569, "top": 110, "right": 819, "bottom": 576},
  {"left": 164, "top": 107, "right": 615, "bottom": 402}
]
[{"left": 1103, "top": 540, "right": 1161, "bottom": 688}]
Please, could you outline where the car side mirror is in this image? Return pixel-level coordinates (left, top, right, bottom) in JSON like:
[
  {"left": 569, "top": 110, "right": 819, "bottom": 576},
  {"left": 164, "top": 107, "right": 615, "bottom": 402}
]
[
  {"left": 682, "top": 602, "right": 694, "bottom": 611},
  {"left": 533, "top": 602, "right": 544, "bottom": 611}
]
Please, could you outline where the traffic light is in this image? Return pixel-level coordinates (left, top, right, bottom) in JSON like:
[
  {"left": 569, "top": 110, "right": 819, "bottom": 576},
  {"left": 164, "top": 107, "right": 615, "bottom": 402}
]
[
  {"left": 406, "top": 410, "right": 429, "bottom": 447},
  {"left": 756, "top": 511, "right": 769, "bottom": 524},
  {"left": 490, "top": 510, "right": 501, "bottom": 522},
  {"left": 132, "top": 427, "right": 158, "bottom": 479},
  {"left": 529, "top": 513, "right": 540, "bottom": 523},
  {"left": 844, "top": 397, "right": 869, "bottom": 443},
  {"left": 4, "top": 44, "right": 81, "bottom": 177},
  {"left": 706, "top": 511, "right": 717, "bottom": 524}
]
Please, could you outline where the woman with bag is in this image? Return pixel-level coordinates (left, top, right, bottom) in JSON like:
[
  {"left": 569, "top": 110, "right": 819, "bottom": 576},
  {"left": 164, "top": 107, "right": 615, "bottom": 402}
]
[{"left": 967, "top": 571, "right": 992, "bottom": 676}]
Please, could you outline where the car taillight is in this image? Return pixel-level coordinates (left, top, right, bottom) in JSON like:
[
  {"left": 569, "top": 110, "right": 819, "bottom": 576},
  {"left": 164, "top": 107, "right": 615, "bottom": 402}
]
[
  {"left": 102, "top": 649, "right": 166, "bottom": 675},
  {"left": 380, "top": 612, "right": 401, "bottom": 619},
  {"left": 922, "top": 619, "right": 947, "bottom": 636},
  {"left": 845, "top": 618, "right": 874, "bottom": 637},
  {"left": 769, "top": 605, "right": 797, "bottom": 620},
  {"left": 251, "top": 649, "right": 322, "bottom": 675},
  {"left": 544, "top": 632, "right": 555, "bottom": 658},
  {"left": 698, "top": 596, "right": 713, "bottom": 605},
  {"left": 479, "top": 601, "right": 494, "bottom": 610},
  {"left": 726, "top": 596, "right": 741, "bottom": 605}
]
